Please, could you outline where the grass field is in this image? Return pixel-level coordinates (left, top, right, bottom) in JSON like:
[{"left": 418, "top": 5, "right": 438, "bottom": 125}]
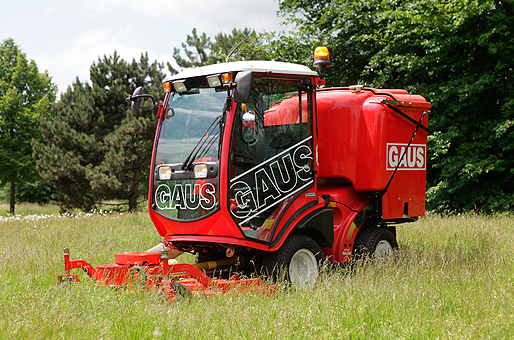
[{"left": 0, "top": 206, "right": 513, "bottom": 339}]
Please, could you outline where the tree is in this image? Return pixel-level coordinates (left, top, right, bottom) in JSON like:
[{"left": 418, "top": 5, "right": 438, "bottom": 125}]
[
  {"left": 34, "top": 52, "right": 165, "bottom": 212},
  {"left": 170, "top": 27, "right": 262, "bottom": 72},
  {"left": 277, "top": 0, "right": 514, "bottom": 213},
  {"left": 87, "top": 52, "right": 165, "bottom": 211},
  {"left": 17, "top": 182, "right": 56, "bottom": 205},
  {"left": 210, "top": 28, "right": 260, "bottom": 63},
  {"left": 0, "top": 38, "right": 56, "bottom": 215},
  {"left": 169, "top": 28, "right": 212, "bottom": 73}
]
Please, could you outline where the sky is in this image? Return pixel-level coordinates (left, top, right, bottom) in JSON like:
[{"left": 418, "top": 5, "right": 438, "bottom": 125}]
[{"left": 0, "top": 0, "right": 287, "bottom": 95}]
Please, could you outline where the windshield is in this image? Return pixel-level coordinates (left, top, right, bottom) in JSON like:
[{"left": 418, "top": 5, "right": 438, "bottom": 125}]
[
  {"left": 156, "top": 89, "right": 226, "bottom": 165},
  {"left": 153, "top": 87, "right": 227, "bottom": 221},
  {"left": 229, "top": 76, "right": 314, "bottom": 242}
]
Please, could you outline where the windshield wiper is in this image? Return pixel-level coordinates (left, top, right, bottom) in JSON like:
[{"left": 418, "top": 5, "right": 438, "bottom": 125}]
[{"left": 182, "top": 115, "right": 221, "bottom": 170}]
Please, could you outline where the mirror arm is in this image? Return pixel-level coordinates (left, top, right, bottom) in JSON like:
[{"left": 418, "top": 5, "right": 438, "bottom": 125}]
[
  {"left": 127, "top": 94, "right": 156, "bottom": 106},
  {"left": 126, "top": 94, "right": 158, "bottom": 116}
]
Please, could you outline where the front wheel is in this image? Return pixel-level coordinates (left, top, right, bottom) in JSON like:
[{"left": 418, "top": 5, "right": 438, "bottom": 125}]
[
  {"left": 353, "top": 226, "right": 398, "bottom": 262},
  {"left": 263, "top": 234, "right": 323, "bottom": 289}
]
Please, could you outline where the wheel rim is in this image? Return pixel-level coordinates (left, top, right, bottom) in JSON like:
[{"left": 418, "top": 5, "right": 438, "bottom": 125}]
[
  {"left": 374, "top": 240, "right": 394, "bottom": 261},
  {"left": 289, "top": 248, "right": 318, "bottom": 289}
]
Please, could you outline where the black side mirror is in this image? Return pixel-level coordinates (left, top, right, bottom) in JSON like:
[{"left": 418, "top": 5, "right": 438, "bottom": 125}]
[
  {"left": 130, "top": 86, "right": 143, "bottom": 115},
  {"left": 234, "top": 71, "right": 252, "bottom": 103},
  {"left": 126, "top": 86, "right": 158, "bottom": 117}
]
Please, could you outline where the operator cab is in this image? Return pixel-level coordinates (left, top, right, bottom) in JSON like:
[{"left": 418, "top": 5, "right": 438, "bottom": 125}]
[{"left": 151, "top": 61, "right": 319, "bottom": 244}]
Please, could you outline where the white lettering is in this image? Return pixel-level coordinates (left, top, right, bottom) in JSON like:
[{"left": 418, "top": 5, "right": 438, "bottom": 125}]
[
  {"left": 386, "top": 143, "right": 426, "bottom": 170},
  {"left": 416, "top": 147, "right": 424, "bottom": 168},
  {"left": 293, "top": 145, "right": 313, "bottom": 181},
  {"left": 155, "top": 182, "right": 217, "bottom": 211},
  {"left": 229, "top": 137, "right": 314, "bottom": 225},
  {"left": 399, "top": 147, "right": 408, "bottom": 167},
  {"left": 200, "top": 183, "right": 216, "bottom": 210},
  {"left": 270, "top": 154, "right": 297, "bottom": 193},
  {"left": 407, "top": 147, "right": 416, "bottom": 167},
  {"left": 185, "top": 184, "right": 201, "bottom": 210},
  {"left": 255, "top": 168, "right": 281, "bottom": 208},
  {"left": 155, "top": 184, "right": 172, "bottom": 210},
  {"left": 230, "top": 180, "right": 256, "bottom": 219},
  {"left": 389, "top": 146, "right": 398, "bottom": 167},
  {"left": 171, "top": 184, "right": 186, "bottom": 209}
]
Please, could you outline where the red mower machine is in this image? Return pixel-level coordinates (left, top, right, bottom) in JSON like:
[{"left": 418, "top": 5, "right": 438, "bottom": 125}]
[{"left": 59, "top": 47, "right": 430, "bottom": 299}]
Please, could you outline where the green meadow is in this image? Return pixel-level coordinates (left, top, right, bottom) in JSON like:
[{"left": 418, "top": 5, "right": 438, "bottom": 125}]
[{"left": 0, "top": 205, "right": 512, "bottom": 339}]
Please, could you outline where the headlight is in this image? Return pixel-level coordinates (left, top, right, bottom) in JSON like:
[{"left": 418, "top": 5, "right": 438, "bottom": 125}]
[
  {"left": 206, "top": 75, "right": 221, "bottom": 87},
  {"left": 172, "top": 80, "right": 187, "bottom": 93},
  {"left": 158, "top": 166, "right": 172, "bottom": 180},
  {"left": 193, "top": 163, "right": 208, "bottom": 178}
]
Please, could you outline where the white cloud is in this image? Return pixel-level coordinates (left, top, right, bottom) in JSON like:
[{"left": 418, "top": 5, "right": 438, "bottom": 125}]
[
  {"left": 34, "top": 28, "right": 176, "bottom": 94},
  {"left": 80, "top": 0, "right": 283, "bottom": 33},
  {"left": 8, "top": 0, "right": 286, "bottom": 95}
]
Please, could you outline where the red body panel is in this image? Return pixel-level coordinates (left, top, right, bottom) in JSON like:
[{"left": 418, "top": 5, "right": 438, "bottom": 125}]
[{"left": 315, "top": 88, "right": 430, "bottom": 218}]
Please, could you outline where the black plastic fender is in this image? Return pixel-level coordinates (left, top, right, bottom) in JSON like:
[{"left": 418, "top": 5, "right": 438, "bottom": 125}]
[{"left": 292, "top": 209, "right": 334, "bottom": 248}]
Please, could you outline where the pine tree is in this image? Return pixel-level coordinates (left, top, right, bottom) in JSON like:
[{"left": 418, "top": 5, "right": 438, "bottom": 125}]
[
  {"left": 33, "top": 79, "right": 100, "bottom": 211},
  {"left": 170, "top": 27, "right": 261, "bottom": 73},
  {"left": 87, "top": 52, "right": 165, "bottom": 211},
  {"left": 34, "top": 52, "right": 165, "bottom": 212},
  {"left": 210, "top": 28, "right": 259, "bottom": 63}
]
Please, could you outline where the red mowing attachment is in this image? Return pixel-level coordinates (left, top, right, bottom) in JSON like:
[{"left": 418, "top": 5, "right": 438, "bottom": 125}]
[{"left": 57, "top": 248, "right": 274, "bottom": 302}]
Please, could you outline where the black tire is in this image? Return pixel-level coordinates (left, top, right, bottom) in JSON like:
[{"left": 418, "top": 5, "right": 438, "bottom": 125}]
[
  {"left": 171, "top": 282, "right": 192, "bottom": 302},
  {"left": 353, "top": 226, "right": 398, "bottom": 261},
  {"left": 262, "top": 234, "right": 323, "bottom": 288}
]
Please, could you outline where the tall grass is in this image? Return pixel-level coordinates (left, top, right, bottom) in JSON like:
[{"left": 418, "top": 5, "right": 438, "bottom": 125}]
[
  {"left": 0, "top": 202, "right": 61, "bottom": 217},
  {"left": 0, "top": 207, "right": 513, "bottom": 339}
]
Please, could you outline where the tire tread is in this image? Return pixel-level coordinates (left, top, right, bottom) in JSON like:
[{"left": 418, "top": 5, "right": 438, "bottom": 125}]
[{"left": 353, "top": 226, "right": 398, "bottom": 260}]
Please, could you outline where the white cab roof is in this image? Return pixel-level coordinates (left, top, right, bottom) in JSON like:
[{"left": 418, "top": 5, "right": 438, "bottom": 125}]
[{"left": 167, "top": 60, "right": 318, "bottom": 82}]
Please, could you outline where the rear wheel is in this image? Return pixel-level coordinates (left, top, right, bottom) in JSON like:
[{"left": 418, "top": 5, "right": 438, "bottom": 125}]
[
  {"left": 353, "top": 226, "right": 397, "bottom": 261},
  {"left": 263, "top": 234, "right": 323, "bottom": 288}
]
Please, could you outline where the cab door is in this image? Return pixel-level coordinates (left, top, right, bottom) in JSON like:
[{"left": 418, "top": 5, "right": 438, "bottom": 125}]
[{"left": 228, "top": 75, "right": 316, "bottom": 243}]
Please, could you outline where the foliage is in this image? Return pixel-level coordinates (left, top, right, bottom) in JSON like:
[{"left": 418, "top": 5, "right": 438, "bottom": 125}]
[
  {"left": 210, "top": 28, "right": 261, "bottom": 63},
  {"left": 277, "top": 0, "right": 514, "bottom": 213},
  {"left": 1, "top": 212, "right": 514, "bottom": 338},
  {"left": 170, "top": 28, "right": 212, "bottom": 72},
  {"left": 0, "top": 38, "right": 57, "bottom": 214},
  {"left": 16, "top": 181, "right": 56, "bottom": 205},
  {"left": 33, "top": 52, "right": 165, "bottom": 212},
  {"left": 171, "top": 27, "right": 261, "bottom": 71}
]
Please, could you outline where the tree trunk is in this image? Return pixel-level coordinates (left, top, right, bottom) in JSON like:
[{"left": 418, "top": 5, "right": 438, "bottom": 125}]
[
  {"left": 128, "top": 169, "right": 141, "bottom": 212},
  {"left": 10, "top": 182, "right": 15, "bottom": 216},
  {"left": 128, "top": 185, "right": 139, "bottom": 212}
]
